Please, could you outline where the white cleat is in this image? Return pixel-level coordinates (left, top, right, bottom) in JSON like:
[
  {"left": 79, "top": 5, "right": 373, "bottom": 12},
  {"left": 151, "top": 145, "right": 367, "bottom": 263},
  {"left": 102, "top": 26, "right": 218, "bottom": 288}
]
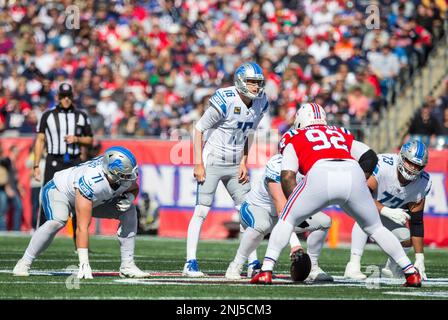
[
  {"left": 119, "top": 262, "right": 150, "bottom": 278},
  {"left": 246, "top": 260, "right": 262, "bottom": 278},
  {"left": 344, "top": 262, "right": 367, "bottom": 280},
  {"left": 381, "top": 259, "right": 404, "bottom": 279},
  {"left": 225, "top": 262, "right": 243, "bottom": 280},
  {"left": 13, "top": 259, "right": 30, "bottom": 277},
  {"left": 182, "top": 259, "right": 205, "bottom": 277},
  {"left": 306, "top": 265, "right": 334, "bottom": 282}
]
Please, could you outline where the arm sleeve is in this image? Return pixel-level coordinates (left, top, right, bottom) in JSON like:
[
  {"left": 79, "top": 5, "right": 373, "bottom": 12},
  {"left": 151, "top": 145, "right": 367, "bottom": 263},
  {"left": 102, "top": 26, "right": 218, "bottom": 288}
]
[
  {"left": 281, "top": 143, "right": 299, "bottom": 172},
  {"left": 350, "top": 140, "right": 371, "bottom": 160},
  {"left": 409, "top": 210, "right": 424, "bottom": 237},
  {"left": 195, "top": 106, "right": 224, "bottom": 132}
]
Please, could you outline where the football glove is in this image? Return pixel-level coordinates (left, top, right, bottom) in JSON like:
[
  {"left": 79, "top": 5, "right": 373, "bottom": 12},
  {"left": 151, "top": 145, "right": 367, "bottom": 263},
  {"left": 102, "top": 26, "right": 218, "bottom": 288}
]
[
  {"left": 77, "top": 262, "right": 93, "bottom": 279},
  {"left": 116, "top": 193, "right": 135, "bottom": 212},
  {"left": 414, "top": 253, "right": 427, "bottom": 280},
  {"left": 380, "top": 207, "right": 410, "bottom": 225}
]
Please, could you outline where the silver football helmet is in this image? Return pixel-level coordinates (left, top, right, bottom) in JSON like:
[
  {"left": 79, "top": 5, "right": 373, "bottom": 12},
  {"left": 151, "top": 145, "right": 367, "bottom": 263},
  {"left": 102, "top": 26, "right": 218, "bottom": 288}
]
[
  {"left": 234, "top": 62, "right": 265, "bottom": 99},
  {"left": 293, "top": 103, "right": 327, "bottom": 129},
  {"left": 102, "top": 146, "right": 138, "bottom": 184},
  {"left": 397, "top": 140, "right": 428, "bottom": 181}
]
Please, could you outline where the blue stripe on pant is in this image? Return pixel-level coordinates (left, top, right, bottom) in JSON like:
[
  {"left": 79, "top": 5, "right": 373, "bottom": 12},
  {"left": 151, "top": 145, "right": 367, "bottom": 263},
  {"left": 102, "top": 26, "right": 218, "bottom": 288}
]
[
  {"left": 240, "top": 202, "right": 255, "bottom": 228},
  {"left": 42, "top": 180, "right": 56, "bottom": 220}
]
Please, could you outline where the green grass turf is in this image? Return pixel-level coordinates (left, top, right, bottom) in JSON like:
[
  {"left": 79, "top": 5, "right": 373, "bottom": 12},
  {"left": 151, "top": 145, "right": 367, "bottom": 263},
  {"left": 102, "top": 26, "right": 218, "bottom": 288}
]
[{"left": 0, "top": 234, "right": 447, "bottom": 300}]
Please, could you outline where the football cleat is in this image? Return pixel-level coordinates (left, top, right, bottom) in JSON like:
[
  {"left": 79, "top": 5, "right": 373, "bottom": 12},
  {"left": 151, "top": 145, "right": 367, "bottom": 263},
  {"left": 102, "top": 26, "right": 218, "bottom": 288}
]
[
  {"left": 306, "top": 265, "right": 334, "bottom": 282},
  {"left": 225, "top": 262, "right": 244, "bottom": 280},
  {"left": 182, "top": 259, "right": 205, "bottom": 277},
  {"left": 250, "top": 270, "right": 272, "bottom": 285},
  {"left": 12, "top": 259, "right": 30, "bottom": 277},
  {"left": 344, "top": 261, "right": 367, "bottom": 280},
  {"left": 403, "top": 270, "right": 422, "bottom": 287},
  {"left": 290, "top": 249, "right": 312, "bottom": 282},
  {"left": 119, "top": 262, "right": 150, "bottom": 278},
  {"left": 381, "top": 258, "right": 404, "bottom": 279},
  {"left": 247, "top": 260, "right": 262, "bottom": 278}
]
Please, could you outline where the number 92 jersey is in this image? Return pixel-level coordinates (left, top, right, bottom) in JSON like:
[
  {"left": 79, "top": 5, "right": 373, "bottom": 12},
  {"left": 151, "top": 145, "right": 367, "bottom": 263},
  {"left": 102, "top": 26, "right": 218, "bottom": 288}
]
[
  {"left": 373, "top": 153, "right": 432, "bottom": 208},
  {"left": 287, "top": 125, "right": 355, "bottom": 175}
]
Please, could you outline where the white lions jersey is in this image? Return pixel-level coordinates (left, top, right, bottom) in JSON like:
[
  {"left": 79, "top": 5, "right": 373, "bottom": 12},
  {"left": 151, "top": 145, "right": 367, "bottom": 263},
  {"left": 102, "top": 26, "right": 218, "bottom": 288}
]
[
  {"left": 372, "top": 153, "right": 432, "bottom": 208},
  {"left": 246, "top": 154, "right": 303, "bottom": 215},
  {"left": 196, "top": 86, "right": 269, "bottom": 165},
  {"left": 52, "top": 157, "right": 132, "bottom": 208}
]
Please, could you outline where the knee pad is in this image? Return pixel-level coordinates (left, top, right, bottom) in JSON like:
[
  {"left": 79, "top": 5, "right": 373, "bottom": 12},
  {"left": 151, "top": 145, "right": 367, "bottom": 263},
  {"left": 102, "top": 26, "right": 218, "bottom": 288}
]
[
  {"left": 193, "top": 205, "right": 211, "bottom": 220},
  {"left": 45, "top": 219, "right": 66, "bottom": 233},
  {"left": 316, "top": 213, "right": 332, "bottom": 230},
  {"left": 391, "top": 227, "right": 410, "bottom": 242},
  {"left": 362, "top": 222, "right": 383, "bottom": 236},
  {"left": 253, "top": 219, "right": 272, "bottom": 236}
]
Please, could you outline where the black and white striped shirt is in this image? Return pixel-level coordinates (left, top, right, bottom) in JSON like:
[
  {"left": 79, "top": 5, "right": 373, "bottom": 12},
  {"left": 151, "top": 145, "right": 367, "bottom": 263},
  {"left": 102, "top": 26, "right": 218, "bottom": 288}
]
[{"left": 37, "top": 104, "right": 93, "bottom": 156}]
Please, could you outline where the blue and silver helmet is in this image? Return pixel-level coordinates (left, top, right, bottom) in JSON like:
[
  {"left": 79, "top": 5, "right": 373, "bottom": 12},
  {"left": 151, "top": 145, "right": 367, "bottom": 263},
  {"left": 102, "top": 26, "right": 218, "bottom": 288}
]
[
  {"left": 398, "top": 140, "right": 428, "bottom": 181},
  {"left": 234, "top": 62, "right": 265, "bottom": 99},
  {"left": 102, "top": 146, "right": 138, "bottom": 183}
]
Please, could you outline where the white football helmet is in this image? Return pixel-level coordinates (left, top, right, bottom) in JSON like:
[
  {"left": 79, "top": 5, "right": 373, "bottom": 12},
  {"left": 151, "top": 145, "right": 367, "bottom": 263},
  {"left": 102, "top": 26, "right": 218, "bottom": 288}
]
[
  {"left": 234, "top": 62, "right": 265, "bottom": 99},
  {"left": 293, "top": 103, "right": 327, "bottom": 129},
  {"left": 102, "top": 146, "right": 138, "bottom": 184},
  {"left": 397, "top": 140, "right": 428, "bottom": 181}
]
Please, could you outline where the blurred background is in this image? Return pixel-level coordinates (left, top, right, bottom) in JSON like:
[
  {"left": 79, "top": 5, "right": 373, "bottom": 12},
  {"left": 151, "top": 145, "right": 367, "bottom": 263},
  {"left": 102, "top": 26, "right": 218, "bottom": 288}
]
[{"left": 0, "top": 0, "right": 447, "bottom": 247}]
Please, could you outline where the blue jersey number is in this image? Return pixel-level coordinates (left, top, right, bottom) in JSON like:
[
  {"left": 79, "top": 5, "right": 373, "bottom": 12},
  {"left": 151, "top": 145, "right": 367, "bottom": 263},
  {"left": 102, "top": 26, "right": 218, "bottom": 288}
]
[
  {"left": 378, "top": 191, "right": 404, "bottom": 208},
  {"left": 382, "top": 156, "right": 394, "bottom": 165},
  {"left": 223, "top": 89, "right": 235, "bottom": 97},
  {"left": 230, "top": 122, "right": 254, "bottom": 145}
]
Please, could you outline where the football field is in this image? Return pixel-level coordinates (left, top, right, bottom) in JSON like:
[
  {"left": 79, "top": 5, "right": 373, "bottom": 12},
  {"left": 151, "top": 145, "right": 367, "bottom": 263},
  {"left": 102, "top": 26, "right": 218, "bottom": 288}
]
[{"left": 1, "top": 233, "right": 448, "bottom": 300}]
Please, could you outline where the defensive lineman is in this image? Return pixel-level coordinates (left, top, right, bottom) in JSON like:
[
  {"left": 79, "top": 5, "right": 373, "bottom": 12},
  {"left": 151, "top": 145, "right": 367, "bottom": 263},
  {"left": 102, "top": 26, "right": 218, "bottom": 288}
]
[
  {"left": 344, "top": 140, "right": 431, "bottom": 280},
  {"left": 183, "top": 62, "right": 269, "bottom": 277},
  {"left": 13, "top": 147, "right": 149, "bottom": 279},
  {"left": 225, "top": 115, "right": 334, "bottom": 281},
  {"left": 251, "top": 103, "right": 422, "bottom": 287}
]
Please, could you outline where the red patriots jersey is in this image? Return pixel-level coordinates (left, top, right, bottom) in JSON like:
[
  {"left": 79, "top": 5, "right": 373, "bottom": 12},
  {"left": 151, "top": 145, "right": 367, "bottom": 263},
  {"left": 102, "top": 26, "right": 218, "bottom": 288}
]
[
  {"left": 278, "top": 129, "right": 299, "bottom": 154},
  {"left": 288, "top": 125, "right": 355, "bottom": 175}
]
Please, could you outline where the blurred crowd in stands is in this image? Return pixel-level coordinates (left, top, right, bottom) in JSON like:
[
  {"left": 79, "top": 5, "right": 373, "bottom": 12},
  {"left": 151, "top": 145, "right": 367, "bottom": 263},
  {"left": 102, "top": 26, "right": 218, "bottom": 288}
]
[{"left": 0, "top": 0, "right": 446, "bottom": 145}]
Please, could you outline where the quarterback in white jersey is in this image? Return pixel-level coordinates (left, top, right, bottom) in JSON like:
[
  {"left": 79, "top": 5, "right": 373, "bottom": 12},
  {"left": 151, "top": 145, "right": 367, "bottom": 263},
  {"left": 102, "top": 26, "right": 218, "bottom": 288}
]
[
  {"left": 183, "top": 62, "right": 269, "bottom": 277},
  {"left": 13, "top": 147, "right": 150, "bottom": 279},
  {"left": 345, "top": 140, "right": 432, "bottom": 280},
  {"left": 225, "top": 153, "right": 333, "bottom": 282}
]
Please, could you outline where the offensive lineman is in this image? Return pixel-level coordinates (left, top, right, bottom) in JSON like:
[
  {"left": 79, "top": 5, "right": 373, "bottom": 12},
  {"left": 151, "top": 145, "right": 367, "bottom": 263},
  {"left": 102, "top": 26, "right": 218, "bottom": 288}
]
[
  {"left": 344, "top": 140, "right": 431, "bottom": 280},
  {"left": 183, "top": 62, "right": 270, "bottom": 277},
  {"left": 13, "top": 146, "right": 149, "bottom": 279},
  {"left": 251, "top": 103, "right": 422, "bottom": 287}
]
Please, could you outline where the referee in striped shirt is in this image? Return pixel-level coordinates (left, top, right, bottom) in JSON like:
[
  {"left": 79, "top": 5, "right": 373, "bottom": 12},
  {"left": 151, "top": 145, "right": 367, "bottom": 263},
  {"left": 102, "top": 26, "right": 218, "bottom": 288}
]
[{"left": 33, "top": 83, "right": 93, "bottom": 243}]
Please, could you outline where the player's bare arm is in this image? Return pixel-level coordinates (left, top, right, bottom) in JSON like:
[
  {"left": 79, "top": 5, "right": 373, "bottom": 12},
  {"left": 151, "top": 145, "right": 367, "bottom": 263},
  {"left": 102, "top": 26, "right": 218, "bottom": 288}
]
[
  {"left": 74, "top": 188, "right": 93, "bottom": 249},
  {"left": 238, "top": 139, "right": 249, "bottom": 184},
  {"left": 267, "top": 180, "right": 287, "bottom": 216},
  {"left": 280, "top": 170, "right": 297, "bottom": 199},
  {"left": 193, "top": 127, "right": 206, "bottom": 183}
]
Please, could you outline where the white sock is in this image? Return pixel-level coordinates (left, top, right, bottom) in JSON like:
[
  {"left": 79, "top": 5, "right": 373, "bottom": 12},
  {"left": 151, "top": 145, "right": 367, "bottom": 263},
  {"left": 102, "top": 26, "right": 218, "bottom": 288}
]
[
  {"left": 262, "top": 220, "right": 294, "bottom": 271},
  {"left": 307, "top": 229, "right": 327, "bottom": 267},
  {"left": 289, "top": 232, "right": 302, "bottom": 249},
  {"left": 350, "top": 222, "right": 368, "bottom": 257},
  {"left": 118, "top": 236, "right": 135, "bottom": 266},
  {"left": 186, "top": 205, "right": 210, "bottom": 261},
  {"left": 369, "top": 226, "right": 415, "bottom": 274},
  {"left": 77, "top": 248, "right": 89, "bottom": 264},
  {"left": 248, "top": 249, "right": 258, "bottom": 265},
  {"left": 233, "top": 228, "right": 264, "bottom": 265},
  {"left": 349, "top": 253, "right": 362, "bottom": 265},
  {"left": 22, "top": 220, "right": 65, "bottom": 265}
]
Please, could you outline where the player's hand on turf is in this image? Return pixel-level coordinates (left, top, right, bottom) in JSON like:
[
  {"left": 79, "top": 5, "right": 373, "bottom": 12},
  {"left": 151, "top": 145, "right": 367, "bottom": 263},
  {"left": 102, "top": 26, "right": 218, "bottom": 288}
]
[
  {"left": 77, "top": 263, "right": 93, "bottom": 279},
  {"left": 380, "top": 207, "right": 410, "bottom": 225},
  {"left": 414, "top": 253, "right": 427, "bottom": 280},
  {"left": 238, "top": 163, "right": 249, "bottom": 184},
  {"left": 194, "top": 164, "right": 206, "bottom": 183},
  {"left": 116, "top": 193, "right": 135, "bottom": 212}
]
